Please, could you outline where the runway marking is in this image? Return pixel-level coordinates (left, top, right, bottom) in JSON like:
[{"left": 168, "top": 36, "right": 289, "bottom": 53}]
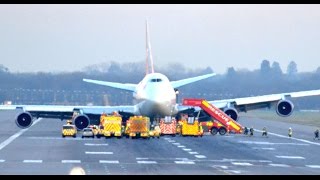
[
  {"left": 183, "top": 148, "right": 192, "bottom": 151},
  {"left": 0, "top": 159, "right": 5, "bottom": 163},
  {"left": 239, "top": 141, "right": 309, "bottom": 146},
  {"left": 168, "top": 140, "right": 175, "bottom": 143},
  {"left": 269, "top": 163, "right": 290, "bottom": 167},
  {"left": 276, "top": 156, "right": 305, "bottom": 159},
  {"left": 225, "top": 170, "right": 241, "bottom": 174},
  {"left": 0, "top": 118, "right": 43, "bottom": 151},
  {"left": 62, "top": 160, "right": 81, "bottom": 163},
  {"left": 85, "top": 152, "right": 113, "bottom": 155},
  {"left": 188, "top": 152, "right": 199, "bottom": 155},
  {"left": 195, "top": 155, "right": 207, "bottom": 158},
  {"left": 172, "top": 143, "right": 180, "bottom": 145},
  {"left": 23, "top": 160, "right": 43, "bottom": 163},
  {"left": 164, "top": 138, "right": 171, "bottom": 140},
  {"left": 252, "top": 147, "right": 275, "bottom": 150},
  {"left": 175, "top": 158, "right": 189, "bottom": 160},
  {"left": 177, "top": 145, "right": 186, "bottom": 148},
  {"left": 28, "top": 137, "right": 84, "bottom": 140},
  {"left": 136, "top": 157, "right": 149, "bottom": 160},
  {"left": 85, "top": 143, "right": 108, "bottom": 146},
  {"left": 254, "top": 129, "right": 320, "bottom": 146},
  {"left": 222, "top": 158, "right": 272, "bottom": 163},
  {"left": 231, "top": 162, "right": 253, "bottom": 166},
  {"left": 99, "top": 160, "right": 119, "bottom": 164},
  {"left": 137, "top": 161, "right": 157, "bottom": 164},
  {"left": 212, "top": 165, "right": 228, "bottom": 169},
  {"left": 174, "top": 161, "right": 195, "bottom": 164},
  {"left": 306, "top": 165, "right": 320, "bottom": 168}
]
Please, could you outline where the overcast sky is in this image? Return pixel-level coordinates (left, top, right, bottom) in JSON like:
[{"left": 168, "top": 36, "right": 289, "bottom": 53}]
[{"left": 0, "top": 4, "right": 320, "bottom": 74}]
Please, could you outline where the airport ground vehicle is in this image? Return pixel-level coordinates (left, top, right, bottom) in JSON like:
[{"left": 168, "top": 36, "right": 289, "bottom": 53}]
[
  {"left": 62, "top": 124, "right": 77, "bottom": 138},
  {"left": 149, "top": 125, "right": 161, "bottom": 138},
  {"left": 125, "top": 116, "right": 151, "bottom": 139},
  {"left": 82, "top": 128, "right": 95, "bottom": 138},
  {"left": 200, "top": 120, "right": 228, "bottom": 136},
  {"left": 159, "top": 116, "right": 177, "bottom": 136},
  {"left": 177, "top": 115, "right": 203, "bottom": 137},
  {"left": 100, "top": 113, "right": 123, "bottom": 138},
  {"left": 182, "top": 98, "right": 243, "bottom": 134}
]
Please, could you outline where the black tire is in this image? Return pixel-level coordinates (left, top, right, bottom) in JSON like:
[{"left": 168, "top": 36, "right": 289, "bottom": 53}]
[
  {"left": 62, "top": 135, "right": 65, "bottom": 138},
  {"left": 210, "top": 127, "right": 218, "bottom": 136},
  {"left": 171, "top": 134, "right": 176, "bottom": 137},
  {"left": 219, "top": 127, "right": 227, "bottom": 135},
  {"left": 73, "top": 135, "right": 76, "bottom": 138},
  {"left": 82, "top": 136, "right": 84, "bottom": 139}
]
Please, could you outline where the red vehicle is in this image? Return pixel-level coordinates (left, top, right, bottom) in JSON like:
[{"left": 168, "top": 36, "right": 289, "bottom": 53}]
[{"left": 200, "top": 121, "right": 228, "bottom": 136}]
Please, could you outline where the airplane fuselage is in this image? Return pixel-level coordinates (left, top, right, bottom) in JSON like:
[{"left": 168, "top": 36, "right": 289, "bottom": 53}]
[{"left": 133, "top": 73, "right": 178, "bottom": 117}]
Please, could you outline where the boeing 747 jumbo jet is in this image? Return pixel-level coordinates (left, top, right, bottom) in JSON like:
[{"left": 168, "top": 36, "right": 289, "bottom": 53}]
[{"left": 1, "top": 21, "right": 320, "bottom": 130}]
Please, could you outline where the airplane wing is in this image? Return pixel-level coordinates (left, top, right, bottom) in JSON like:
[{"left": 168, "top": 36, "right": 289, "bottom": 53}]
[
  {"left": 177, "top": 89, "right": 320, "bottom": 121},
  {"left": 171, "top": 73, "right": 216, "bottom": 88},
  {"left": 83, "top": 78, "right": 137, "bottom": 92},
  {"left": 0, "top": 104, "right": 136, "bottom": 129}
]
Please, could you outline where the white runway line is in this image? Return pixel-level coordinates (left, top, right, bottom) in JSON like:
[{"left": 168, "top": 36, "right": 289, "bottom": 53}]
[
  {"left": 222, "top": 158, "right": 272, "bottom": 163},
  {"left": 23, "top": 160, "right": 43, "bottom": 163},
  {"left": 175, "top": 158, "right": 189, "bottom": 160},
  {"left": 136, "top": 157, "right": 149, "bottom": 160},
  {"left": 164, "top": 138, "right": 171, "bottom": 140},
  {"left": 225, "top": 170, "right": 241, "bottom": 174},
  {"left": 183, "top": 148, "right": 192, "bottom": 151},
  {"left": 62, "top": 160, "right": 81, "bottom": 163},
  {"left": 252, "top": 147, "right": 275, "bottom": 150},
  {"left": 174, "top": 161, "right": 195, "bottom": 164},
  {"left": 0, "top": 118, "right": 43, "bottom": 151},
  {"left": 99, "top": 160, "right": 119, "bottom": 164},
  {"left": 212, "top": 165, "right": 228, "bottom": 169},
  {"left": 276, "top": 156, "right": 305, "bottom": 159},
  {"left": 231, "top": 162, "right": 253, "bottom": 166},
  {"left": 306, "top": 165, "right": 320, "bottom": 168},
  {"left": 269, "top": 164, "right": 290, "bottom": 167},
  {"left": 85, "top": 152, "right": 113, "bottom": 155},
  {"left": 0, "top": 159, "right": 5, "bottom": 163},
  {"left": 188, "top": 152, "right": 199, "bottom": 155},
  {"left": 195, "top": 155, "right": 207, "bottom": 159},
  {"left": 172, "top": 143, "right": 180, "bottom": 145},
  {"left": 239, "top": 141, "right": 309, "bottom": 146},
  {"left": 177, "top": 145, "right": 186, "bottom": 148},
  {"left": 137, "top": 161, "right": 157, "bottom": 164},
  {"left": 254, "top": 129, "right": 320, "bottom": 146},
  {"left": 85, "top": 143, "right": 108, "bottom": 146}
]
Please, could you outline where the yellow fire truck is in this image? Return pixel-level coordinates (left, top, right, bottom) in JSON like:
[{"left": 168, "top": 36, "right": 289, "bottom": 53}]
[
  {"left": 100, "top": 112, "right": 123, "bottom": 138},
  {"left": 125, "top": 116, "right": 151, "bottom": 139}
]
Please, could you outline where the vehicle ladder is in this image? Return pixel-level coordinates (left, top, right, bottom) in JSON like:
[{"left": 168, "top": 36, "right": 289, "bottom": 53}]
[{"left": 182, "top": 98, "right": 243, "bottom": 134}]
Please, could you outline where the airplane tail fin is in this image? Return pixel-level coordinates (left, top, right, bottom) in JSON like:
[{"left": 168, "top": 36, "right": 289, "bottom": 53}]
[{"left": 145, "top": 19, "right": 155, "bottom": 75}]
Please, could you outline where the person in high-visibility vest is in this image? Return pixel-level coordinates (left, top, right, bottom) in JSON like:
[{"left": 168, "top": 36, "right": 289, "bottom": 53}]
[
  {"left": 262, "top": 127, "right": 268, "bottom": 137},
  {"left": 288, "top": 127, "right": 293, "bottom": 138}
]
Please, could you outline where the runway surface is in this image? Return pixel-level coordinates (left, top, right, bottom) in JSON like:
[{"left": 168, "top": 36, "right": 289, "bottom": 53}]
[{"left": 0, "top": 110, "right": 320, "bottom": 175}]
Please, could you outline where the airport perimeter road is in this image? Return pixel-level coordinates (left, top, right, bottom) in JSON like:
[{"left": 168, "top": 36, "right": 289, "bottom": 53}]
[{"left": 0, "top": 110, "right": 320, "bottom": 175}]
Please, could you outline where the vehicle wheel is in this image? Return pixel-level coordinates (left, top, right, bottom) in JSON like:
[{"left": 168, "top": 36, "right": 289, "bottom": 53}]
[
  {"left": 97, "top": 135, "right": 101, "bottom": 139},
  {"left": 210, "top": 127, "right": 218, "bottom": 136},
  {"left": 82, "top": 136, "right": 84, "bottom": 139},
  {"left": 73, "top": 135, "right": 76, "bottom": 138},
  {"left": 171, "top": 134, "right": 176, "bottom": 137},
  {"left": 219, "top": 127, "right": 227, "bottom": 136},
  {"left": 92, "top": 135, "right": 95, "bottom": 138},
  {"left": 62, "top": 135, "right": 65, "bottom": 138}
]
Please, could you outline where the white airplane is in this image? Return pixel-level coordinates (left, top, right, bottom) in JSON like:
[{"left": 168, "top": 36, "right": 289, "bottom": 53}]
[{"left": 1, "top": 21, "right": 320, "bottom": 130}]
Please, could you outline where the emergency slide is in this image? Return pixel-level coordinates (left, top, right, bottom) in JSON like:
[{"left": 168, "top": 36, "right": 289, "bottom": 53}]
[{"left": 182, "top": 98, "right": 243, "bottom": 134}]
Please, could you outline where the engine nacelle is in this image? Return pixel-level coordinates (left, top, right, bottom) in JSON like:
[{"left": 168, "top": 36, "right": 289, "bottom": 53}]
[
  {"left": 73, "top": 114, "right": 90, "bottom": 130},
  {"left": 276, "top": 100, "right": 294, "bottom": 117},
  {"left": 15, "top": 112, "right": 33, "bottom": 129},
  {"left": 224, "top": 108, "right": 239, "bottom": 121}
]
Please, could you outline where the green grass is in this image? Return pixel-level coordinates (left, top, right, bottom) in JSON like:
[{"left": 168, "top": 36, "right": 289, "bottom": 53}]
[{"left": 241, "top": 110, "right": 320, "bottom": 127}]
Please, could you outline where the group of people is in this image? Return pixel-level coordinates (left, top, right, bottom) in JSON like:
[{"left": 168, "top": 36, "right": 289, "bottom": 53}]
[{"left": 243, "top": 126, "right": 320, "bottom": 140}]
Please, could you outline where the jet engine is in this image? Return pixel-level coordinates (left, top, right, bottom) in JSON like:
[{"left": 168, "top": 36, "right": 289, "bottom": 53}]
[
  {"left": 224, "top": 108, "right": 239, "bottom": 121},
  {"left": 276, "top": 100, "right": 294, "bottom": 117},
  {"left": 73, "top": 114, "right": 90, "bottom": 130},
  {"left": 15, "top": 112, "right": 33, "bottom": 128}
]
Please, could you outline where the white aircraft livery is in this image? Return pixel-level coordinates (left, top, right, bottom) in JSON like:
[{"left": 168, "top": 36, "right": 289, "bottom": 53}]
[{"left": 1, "top": 20, "right": 320, "bottom": 130}]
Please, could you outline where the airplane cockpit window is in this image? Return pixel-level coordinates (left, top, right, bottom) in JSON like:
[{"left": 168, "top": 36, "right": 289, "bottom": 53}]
[{"left": 150, "top": 78, "right": 163, "bottom": 82}]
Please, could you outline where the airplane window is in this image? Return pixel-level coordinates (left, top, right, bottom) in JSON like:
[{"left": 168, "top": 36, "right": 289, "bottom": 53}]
[
  {"left": 151, "top": 79, "right": 157, "bottom": 82},
  {"left": 157, "top": 79, "right": 162, "bottom": 82}
]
